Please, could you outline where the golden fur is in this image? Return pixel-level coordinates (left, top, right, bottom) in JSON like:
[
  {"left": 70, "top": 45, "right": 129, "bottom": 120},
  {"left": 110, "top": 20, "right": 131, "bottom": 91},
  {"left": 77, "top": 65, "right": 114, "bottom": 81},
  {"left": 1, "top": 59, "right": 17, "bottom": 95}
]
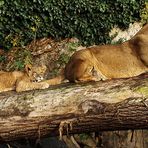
[
  {"left": 0, "top": 64, "right": 49, "bottom": 92},
  {"left": 46, "top": 24, "right": 148, "bottom": 85}
]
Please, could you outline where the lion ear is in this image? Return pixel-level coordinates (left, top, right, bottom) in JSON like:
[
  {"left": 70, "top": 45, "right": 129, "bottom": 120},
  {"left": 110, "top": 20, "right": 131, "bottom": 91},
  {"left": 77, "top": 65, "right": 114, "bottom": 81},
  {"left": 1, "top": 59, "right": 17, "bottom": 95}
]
[{"left": 25, "top": 64, "right": 32, "bottom": 74}]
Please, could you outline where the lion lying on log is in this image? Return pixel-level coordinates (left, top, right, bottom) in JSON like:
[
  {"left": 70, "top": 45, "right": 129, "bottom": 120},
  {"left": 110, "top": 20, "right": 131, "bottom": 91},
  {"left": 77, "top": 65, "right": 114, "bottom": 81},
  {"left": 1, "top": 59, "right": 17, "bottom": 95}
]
[
  {"left": 46, "top": 24, "right": 148, "bottom": 85},
  {"left": 0, "top": 64, "right": 49, "bottom": 92},
  {"left": 0, "top": 24, "right": 147, "bottom": 92}
]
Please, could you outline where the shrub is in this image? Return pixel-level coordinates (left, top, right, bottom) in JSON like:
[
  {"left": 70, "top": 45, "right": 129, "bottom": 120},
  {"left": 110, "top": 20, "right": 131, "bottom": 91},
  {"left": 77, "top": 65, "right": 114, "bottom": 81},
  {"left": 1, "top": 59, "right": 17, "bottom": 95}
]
[
  {"left": 141, "top": 2, "right": 148, "bottom": 24},
  {"left": 0, "top": 0, "right": 146, "bottom": 50}
]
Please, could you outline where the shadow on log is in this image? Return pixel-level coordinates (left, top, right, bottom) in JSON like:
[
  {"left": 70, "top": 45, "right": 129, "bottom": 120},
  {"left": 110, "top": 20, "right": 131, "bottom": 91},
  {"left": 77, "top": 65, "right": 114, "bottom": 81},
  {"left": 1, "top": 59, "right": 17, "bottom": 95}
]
[{"left": 0, "top": 73, "right": 147, "bottom": 141}]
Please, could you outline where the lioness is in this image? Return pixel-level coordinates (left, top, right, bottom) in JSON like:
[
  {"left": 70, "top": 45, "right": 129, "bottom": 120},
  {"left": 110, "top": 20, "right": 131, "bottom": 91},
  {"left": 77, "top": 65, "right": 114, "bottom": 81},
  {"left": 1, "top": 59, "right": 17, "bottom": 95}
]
[
  {"left": 0, "top": 64, "right": 49, "bottom": 92},
  {"left": 46, "top": 24, "right": 148, "bottom": 85}
]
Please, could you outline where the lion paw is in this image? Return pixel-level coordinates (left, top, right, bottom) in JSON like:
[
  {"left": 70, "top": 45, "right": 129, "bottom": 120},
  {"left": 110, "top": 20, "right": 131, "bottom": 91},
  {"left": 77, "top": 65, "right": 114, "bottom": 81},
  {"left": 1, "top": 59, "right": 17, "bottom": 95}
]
[{"left": 41, "top": 82, "right": 49, "bottom": 89}]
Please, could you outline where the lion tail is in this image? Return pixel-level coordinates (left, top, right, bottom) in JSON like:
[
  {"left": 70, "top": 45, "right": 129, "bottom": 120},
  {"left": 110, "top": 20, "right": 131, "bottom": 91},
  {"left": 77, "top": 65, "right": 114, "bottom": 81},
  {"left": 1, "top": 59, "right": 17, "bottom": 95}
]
[{"left": 45, "top": 69, "right": 66, "bottom": 85}]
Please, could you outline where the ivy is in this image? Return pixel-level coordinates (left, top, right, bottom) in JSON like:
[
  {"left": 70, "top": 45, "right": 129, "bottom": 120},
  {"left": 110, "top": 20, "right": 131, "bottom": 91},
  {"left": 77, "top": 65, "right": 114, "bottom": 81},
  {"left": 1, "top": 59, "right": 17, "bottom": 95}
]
[{"left": 0, "top": 0, "right": 146, "bottom": 50}]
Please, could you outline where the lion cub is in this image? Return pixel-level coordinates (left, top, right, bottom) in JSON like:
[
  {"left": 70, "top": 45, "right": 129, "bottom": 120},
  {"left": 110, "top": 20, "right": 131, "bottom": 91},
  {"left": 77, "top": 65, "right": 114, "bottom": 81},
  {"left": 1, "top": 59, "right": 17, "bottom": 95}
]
[{"left": 0, "top": 64, "right": 49, "bottom": 92}]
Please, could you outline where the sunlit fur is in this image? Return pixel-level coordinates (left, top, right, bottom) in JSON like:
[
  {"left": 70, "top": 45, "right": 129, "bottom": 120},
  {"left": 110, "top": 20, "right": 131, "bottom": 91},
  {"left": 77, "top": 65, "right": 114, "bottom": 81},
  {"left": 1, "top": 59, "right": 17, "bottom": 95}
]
[
  {"left": 0, "top": 64, "right": 49, "bottom": 92},
  {"left": 46, "top": 24, "right": 148, "bottom": 85}
]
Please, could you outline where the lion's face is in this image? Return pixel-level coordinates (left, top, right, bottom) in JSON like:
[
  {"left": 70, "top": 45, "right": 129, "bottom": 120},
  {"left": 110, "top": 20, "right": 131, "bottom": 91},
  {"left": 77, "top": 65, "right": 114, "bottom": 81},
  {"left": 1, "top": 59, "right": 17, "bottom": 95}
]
[{"left": 25, "top": 64, "right": 47, "bottom": 82}]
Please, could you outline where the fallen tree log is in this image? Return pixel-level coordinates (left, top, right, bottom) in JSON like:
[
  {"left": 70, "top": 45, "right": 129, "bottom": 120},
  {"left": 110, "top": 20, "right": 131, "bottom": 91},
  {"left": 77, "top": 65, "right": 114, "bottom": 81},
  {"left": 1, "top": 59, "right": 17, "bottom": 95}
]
[{"left": 0, "top": 73, "right": 147, "bottom": 141}]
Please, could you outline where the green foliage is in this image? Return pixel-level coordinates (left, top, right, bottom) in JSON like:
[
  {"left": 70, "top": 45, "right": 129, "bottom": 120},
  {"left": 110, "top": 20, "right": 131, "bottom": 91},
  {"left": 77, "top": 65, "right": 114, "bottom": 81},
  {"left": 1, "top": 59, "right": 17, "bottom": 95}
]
[
  {"left": 67, "top": 41, "right": 80, "bottom": 52},
  {"left": 0, "top": 0, "right": 146, "bottom": 50},
  {"left": 140, "top": 2, "right": 148, "bottom": 24},
  {"left": 2, "top": 48, "right": 32, "bottom": 71},
  {"left": 0, "top": 55, "right": 5, "bottom": 62},
  {"left": 58, "top": 53, "right": 70, "bottom": 66},
  {"left": 13, "top": 60, "right": 24, "bottom": 70},
  {"left": 12, "top": 49, "right": 32, "bottom": 70},
  {"left": 79, "top": 133, "right": 89, "bottom": 140},
  {"left": 57, "top": 41, "right": 79, "bottom": 65}
]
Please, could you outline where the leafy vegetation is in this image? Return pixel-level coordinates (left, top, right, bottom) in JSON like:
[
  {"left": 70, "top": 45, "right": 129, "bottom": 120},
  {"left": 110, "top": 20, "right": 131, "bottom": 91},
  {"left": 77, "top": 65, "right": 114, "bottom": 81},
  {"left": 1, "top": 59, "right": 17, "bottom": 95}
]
[
  {"left": 0, "top": 0, "right": 146, "bottom": 50},
  {"left": 0, "top": 48, "right": 32, "bottom": 71},
  {"left": 141, "top": 2, "right": 148, "bottom": 24}
]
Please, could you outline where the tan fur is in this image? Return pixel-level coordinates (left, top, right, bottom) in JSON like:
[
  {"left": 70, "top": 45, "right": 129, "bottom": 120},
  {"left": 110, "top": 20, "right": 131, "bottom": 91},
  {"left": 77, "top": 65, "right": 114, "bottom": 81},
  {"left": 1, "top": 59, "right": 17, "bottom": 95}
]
[
  {"left": 46, "top": 24, "right": 148, "bottom": 84},
  {"left": 0, "top": 64, "right": 49, "bottom": 92}
]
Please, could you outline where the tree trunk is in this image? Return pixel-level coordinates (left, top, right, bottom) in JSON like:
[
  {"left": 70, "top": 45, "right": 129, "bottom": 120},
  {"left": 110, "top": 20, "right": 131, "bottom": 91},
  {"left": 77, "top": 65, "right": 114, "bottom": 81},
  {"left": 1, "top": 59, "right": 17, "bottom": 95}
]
[{"left": 0, "top": 73, "right": 147, "bottom": 141}]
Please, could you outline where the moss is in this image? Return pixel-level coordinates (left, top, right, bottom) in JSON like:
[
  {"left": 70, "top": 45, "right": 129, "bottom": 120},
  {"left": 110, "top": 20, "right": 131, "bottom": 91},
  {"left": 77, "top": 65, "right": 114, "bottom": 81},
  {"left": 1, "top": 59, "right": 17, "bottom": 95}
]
[
  {"left": 134, "top": 86, "right": 148, "bottom": 96},
  {"left": 79, "top": 133, "right": 89, "bottom": 140}
]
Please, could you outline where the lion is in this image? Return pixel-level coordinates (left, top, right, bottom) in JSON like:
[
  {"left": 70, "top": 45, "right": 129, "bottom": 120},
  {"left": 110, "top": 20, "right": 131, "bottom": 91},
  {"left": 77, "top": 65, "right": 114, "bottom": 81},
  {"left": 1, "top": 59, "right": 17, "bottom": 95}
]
[
  {"left": 0, "top": 64, "right": 49, "bottom": 92},
  {"left": 45, "top": 24, "right": 148, "bottom": 85}
]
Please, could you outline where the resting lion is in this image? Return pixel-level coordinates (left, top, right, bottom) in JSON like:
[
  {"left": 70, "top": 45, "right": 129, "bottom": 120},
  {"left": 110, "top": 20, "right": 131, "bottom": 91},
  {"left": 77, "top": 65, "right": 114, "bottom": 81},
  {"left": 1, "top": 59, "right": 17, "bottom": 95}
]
[
  {"left": 0, "top": 64, "right": 49, "bottom": 92},
  {"left": 46, "top": 24, "right": 148, "bottom": 85}
]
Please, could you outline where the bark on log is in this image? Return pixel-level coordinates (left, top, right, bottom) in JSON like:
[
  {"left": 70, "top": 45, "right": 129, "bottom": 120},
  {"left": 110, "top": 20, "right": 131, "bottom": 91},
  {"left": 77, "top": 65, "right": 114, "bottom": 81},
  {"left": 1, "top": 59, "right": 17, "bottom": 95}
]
[{"left": 0, "top": 73, "right": 147, "bottom": 142}]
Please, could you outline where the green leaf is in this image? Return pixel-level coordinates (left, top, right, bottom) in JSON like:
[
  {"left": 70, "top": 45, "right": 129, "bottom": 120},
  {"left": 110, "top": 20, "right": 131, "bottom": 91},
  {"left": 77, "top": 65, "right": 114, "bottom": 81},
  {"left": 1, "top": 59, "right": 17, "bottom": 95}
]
[{"left": 0, "top": 1, "right": 4, "bottom": 6}]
